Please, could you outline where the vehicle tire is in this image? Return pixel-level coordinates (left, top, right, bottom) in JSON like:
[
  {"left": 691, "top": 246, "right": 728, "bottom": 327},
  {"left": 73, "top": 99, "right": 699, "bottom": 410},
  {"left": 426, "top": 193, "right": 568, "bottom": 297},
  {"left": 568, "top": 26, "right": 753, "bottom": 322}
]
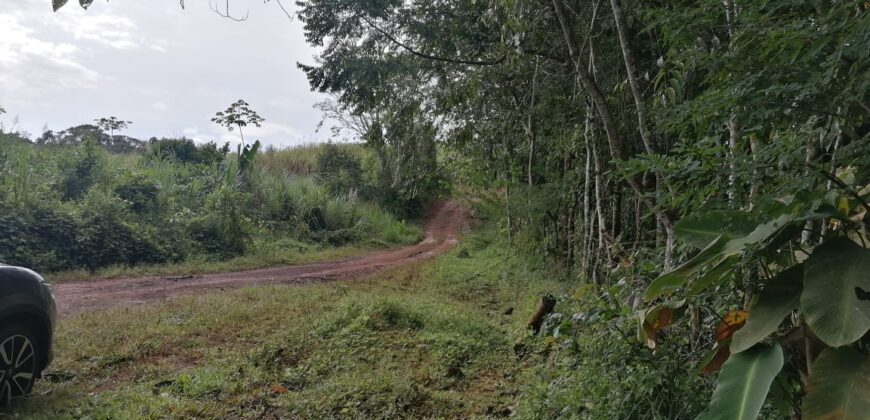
[{"left": 0, "top": 324, "right": 40, "bottom": 406}]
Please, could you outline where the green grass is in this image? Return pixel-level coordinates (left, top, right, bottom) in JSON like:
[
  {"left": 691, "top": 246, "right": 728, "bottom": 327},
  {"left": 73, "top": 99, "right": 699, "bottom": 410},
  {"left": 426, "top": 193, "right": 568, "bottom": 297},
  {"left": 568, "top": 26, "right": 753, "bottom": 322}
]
[
  {"left": 47, "top": 241, "right": 373, "bottom": 283},
  {"left": 259, "top": 142, "right": 367, "bottom": 176},
  {"left": 8, "top": 228, "right": 565, "bottom": 418}
]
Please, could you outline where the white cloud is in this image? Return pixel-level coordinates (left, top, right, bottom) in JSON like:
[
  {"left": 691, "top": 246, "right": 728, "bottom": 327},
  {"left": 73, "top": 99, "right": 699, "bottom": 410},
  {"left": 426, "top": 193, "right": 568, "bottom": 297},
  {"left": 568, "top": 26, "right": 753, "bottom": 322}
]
[
  {"left": 246, "top": 121, "right": 302, "bottom": 140},
  {"left": 0, "top": 15, "right": 81, "bottom": 69},
  {"left": 182, "top": 126, "right": 210, "bottom": 143},
  {"left": 1, "top": 1, "right": 330, "bottom": 148},
  {"left": 56, "top": 14, "right": 142, "bottom": 50},
  {"left": 0, "top": 14, "right": 100, "bottom": 103}
]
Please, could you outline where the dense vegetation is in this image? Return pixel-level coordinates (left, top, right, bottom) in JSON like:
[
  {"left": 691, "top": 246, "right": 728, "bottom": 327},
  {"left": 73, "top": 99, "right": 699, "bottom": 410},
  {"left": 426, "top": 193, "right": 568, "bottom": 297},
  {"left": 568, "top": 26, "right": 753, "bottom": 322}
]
[
  {"left": 0, "top": 131, "right": 420, "bottom": 277},
  {"left": 34, "top": 0, "right": 870, "bottom": 418},
  {"left": 289, "top": 0, "right": 869, "bottom": 418}
]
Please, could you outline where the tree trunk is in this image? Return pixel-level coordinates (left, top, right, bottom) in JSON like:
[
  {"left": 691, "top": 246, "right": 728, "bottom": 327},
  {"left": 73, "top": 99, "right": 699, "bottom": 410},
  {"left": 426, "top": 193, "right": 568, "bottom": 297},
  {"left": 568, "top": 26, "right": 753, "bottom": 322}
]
[
  {"left": 526, "top": 57, "right": 540, "bottom": 186},
  {"left": 727, "top": 115, "right": 741, "bottom": 205},
  {"left": 723, "top": 1, "right": 742, "bottom": 208},
  {"left": 592, "top": 138, "right": 608, "bottom": 263},
  {"left": 582, "top": 115, "right": 594, "bottom": 278},
  {"left": 552, "top": 0, "right": 674, "bottom": 228},
  {"left": 609, "top": 0, "right": 657, "bottom": 155},
  {"left": 748, "top": 134, "right": 760, "bottom": 210},
  {"left": 801, "top": 135, "right": 818, "bottom": 244},
  {"left": 609, "top": 0, "right": 680, "bottom": 262},
  {"left": 612, "top": 187, "right": 622, "bottom": 241}
]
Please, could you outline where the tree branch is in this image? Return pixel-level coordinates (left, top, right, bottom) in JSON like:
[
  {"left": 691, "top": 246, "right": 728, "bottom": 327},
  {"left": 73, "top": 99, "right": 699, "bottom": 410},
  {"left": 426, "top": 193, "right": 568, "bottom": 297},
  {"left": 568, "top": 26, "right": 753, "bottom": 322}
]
[
  {"left": 518, "top": 44, "right": 568, "bottom": 64},
  {"left": 811, "top": 164, "right": 870, "bottom": 214},
  {"left": 359, "top": 15, "right": 505, "bottom": 66},
  {"left": 273, "top": 0, "right": 293, "bottom": 21},
  {"left": 209, "top": 0, "right": 248, "bottom": 22}
]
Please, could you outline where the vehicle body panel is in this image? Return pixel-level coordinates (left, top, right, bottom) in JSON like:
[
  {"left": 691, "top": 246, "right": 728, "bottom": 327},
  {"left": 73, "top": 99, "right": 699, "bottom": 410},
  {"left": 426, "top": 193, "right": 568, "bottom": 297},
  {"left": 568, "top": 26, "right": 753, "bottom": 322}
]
[{"left": 0, "top": 265, "right": 56, "bottom": 369}]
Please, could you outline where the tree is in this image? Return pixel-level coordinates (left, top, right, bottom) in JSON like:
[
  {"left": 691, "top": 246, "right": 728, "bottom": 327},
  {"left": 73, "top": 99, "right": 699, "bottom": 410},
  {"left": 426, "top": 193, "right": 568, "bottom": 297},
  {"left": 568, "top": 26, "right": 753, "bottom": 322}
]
[
  {"left": 51, "top": 0, "right": 294, "bottom": 21},
  {"left": 52, "top": 0, "right": 95, "bottom": 10},
  {"left": 94, "top": 117, "right": 132, "bottom": 139},
  {"left": 41, "top": 0, "right": 870, "bottom": 416},
  {"left": 211, "top": 100, "right": 264, "bottom": 148},
  {"left": 296, "top": 0, "right": 870, "bottom": 416}
]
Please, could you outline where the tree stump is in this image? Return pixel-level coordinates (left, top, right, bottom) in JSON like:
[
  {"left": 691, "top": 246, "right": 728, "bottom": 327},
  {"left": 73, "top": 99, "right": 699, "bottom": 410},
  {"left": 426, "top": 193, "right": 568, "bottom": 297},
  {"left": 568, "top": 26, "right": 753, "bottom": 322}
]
[{"left": 527, "top": 295, "right": 557, "bottom": 333}]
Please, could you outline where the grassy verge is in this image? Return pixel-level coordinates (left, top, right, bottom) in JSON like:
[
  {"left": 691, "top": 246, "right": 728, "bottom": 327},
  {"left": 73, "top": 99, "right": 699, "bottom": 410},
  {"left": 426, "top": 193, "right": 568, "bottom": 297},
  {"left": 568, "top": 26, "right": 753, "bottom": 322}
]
[
  {"left": 47, "top": 229, "right": 422, "bottom": 283},
  {"left": 9, "top": 227, "right": 565, "bottom": 418}
]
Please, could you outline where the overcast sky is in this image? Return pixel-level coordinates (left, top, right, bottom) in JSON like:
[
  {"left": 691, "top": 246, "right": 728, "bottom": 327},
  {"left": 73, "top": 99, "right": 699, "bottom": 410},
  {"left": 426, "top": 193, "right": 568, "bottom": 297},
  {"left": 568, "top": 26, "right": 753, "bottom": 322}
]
[{"left": 0, "top": 0, "right": 334, "bottom": 148}]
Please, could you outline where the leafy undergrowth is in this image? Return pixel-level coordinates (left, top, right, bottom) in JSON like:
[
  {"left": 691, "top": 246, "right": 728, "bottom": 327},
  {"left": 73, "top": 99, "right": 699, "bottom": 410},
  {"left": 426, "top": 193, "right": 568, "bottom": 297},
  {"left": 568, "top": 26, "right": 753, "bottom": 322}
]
[{"left": 8, "top": 229, "right": 564, "bottom": 418}]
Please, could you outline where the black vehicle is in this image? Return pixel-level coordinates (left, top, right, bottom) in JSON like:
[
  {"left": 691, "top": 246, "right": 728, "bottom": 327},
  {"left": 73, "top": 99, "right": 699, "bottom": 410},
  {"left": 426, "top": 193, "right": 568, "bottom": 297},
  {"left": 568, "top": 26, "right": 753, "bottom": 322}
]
[{"left": 0, "top": 265, "right": 56, "bottom": 405}]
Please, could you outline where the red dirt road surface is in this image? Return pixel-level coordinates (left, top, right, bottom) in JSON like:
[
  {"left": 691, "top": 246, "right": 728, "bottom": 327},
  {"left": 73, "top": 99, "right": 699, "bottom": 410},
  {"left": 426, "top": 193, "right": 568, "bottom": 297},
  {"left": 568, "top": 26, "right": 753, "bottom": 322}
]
[{"left": 54, "top": 200, "right": 465, "bottom": 317}]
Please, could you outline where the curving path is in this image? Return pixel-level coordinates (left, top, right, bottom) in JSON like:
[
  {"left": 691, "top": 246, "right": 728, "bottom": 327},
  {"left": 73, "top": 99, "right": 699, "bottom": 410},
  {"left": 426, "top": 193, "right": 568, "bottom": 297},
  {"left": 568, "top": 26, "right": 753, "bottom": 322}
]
[{"left": 54, "top": 200, "right": 465, "bottom": 316}]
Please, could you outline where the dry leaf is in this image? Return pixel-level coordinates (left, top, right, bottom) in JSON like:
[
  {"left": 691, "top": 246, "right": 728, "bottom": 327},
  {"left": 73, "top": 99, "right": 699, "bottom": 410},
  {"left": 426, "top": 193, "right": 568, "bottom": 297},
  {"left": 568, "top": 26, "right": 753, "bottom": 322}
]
[
  {"left": 714, "top": 310, "right": 748, "bottom": 342},
  {"left": 270, "top": 384, "right": 289, "bottom": 394},
  {"left": 702, "top": 344, "right": 731, "bottom": 373}
]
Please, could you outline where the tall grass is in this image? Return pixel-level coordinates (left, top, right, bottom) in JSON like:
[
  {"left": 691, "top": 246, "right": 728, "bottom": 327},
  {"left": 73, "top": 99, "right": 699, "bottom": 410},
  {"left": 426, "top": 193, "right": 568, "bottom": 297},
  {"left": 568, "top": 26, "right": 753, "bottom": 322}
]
[
  {"left": 250, "top": 165, "right": 419, "bottom": 246},
  {"left": 0, "top": 133, "right": 420, "bottom": 277},
  {"left": 259, "top": 142, "right": 367, "bottom": 176}
]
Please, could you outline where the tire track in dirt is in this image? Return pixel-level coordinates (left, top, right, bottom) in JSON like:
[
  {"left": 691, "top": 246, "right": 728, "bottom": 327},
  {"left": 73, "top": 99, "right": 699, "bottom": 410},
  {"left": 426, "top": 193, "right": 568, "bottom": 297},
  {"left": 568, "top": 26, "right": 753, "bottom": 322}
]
[{"left": 54, "top": 200, "right": 465, "bottom": 316}]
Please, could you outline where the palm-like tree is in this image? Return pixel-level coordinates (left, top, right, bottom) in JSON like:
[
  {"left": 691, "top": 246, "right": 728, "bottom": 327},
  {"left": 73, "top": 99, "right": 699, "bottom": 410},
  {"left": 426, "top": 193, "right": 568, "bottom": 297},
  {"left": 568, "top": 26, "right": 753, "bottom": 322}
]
[
  {"left": 211, "top": 100, "right": 264, "bottom": 148},
  {"left": 94, "top": 117, "right": 132, "bottom": 139}
]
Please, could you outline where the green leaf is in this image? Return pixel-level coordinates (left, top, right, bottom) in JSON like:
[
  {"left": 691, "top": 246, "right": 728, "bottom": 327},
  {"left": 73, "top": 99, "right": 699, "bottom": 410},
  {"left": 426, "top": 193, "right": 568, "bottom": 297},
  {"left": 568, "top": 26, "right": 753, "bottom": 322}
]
[
  {"left": 644, "top": 235, "right": 727, "bottom": 300},
  {"left": 803, "top": 347, "right": 870, "bottom": 420},
  {"left": 52, "top": 0, "right": 69, "bottom": 11},
  {"left": 675, "top": 210, "right": 760, "bottom": 249},
  {"left": 731, "top": 265, "right": 803, "bottom": 353},
  {"left": 697, "top": 343, "right": 784, "bottom": 420},
  {"left": 802, "top": 238, "right": 870, "bottom": 347},
  {"left": 686, "top": 254, "right": 740, "bottom": 296},
  {"left": 722, "top": 214, "right": 793, "bottom": 255},
  {"left": 646, "top": 215, "right": 796, "bottom": 301}
]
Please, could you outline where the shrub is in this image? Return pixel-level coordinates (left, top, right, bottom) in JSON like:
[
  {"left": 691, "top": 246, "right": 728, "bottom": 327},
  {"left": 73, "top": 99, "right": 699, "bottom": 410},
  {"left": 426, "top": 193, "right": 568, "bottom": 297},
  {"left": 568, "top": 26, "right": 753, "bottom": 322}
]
[
  {"left": 0, "top": 138, "right": 419, "bottom": 274},
  {"left": 58, "top": 138, "right": 104, "bottom": 201},
  {"left": 518, "top": 288, "right": 711, "bottom": 419},
  {"left": 114, "top": 175, "right": 160, "bottom": 214},
  {"left": 188, "top": 183, "right": 251, "bottom": 258},
  {"left": 76, "top": 190, "right": 169, "bottom": 270},
  {"left": 0, "top": 203, "right": 81, "bottom": 272},
  {"left": 148, "top": 138, "right": 228, "bottom": 165},
  {"left": 315, "top": 143, "right": 363, "bottom": 196}
]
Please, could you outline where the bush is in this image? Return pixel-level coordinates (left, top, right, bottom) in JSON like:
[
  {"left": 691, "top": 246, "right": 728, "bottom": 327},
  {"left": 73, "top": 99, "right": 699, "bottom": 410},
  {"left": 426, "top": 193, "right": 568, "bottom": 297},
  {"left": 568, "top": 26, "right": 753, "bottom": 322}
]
[
  {"left": 148, "top": 138, "right": 228, "bottom": 165},
  {"left": 0, "top": 138, "right": 419, "bottom": 274},
  {"left": 114, "top": 175, "right": 160, "bottom": 214},
  {"left": 58, "top": 137, "right": 104, "bottom": 201},
  {"left": 76, "top": 190, "right": 169, "bottom": 270},
  {"left": 517, "top": 286, "right": 711, "bottom": 419},
  {"left": 361, "top": 186, "right": 425, "bottom": 220},
  {"left": 0, "top": 203, "right": 81, "bottom": 272},
  {"left": 187, "top": 184, "right": 251, "bottom": 258},
  {"left": 315, "top": 143, "right": 363, "bottom": 196}
]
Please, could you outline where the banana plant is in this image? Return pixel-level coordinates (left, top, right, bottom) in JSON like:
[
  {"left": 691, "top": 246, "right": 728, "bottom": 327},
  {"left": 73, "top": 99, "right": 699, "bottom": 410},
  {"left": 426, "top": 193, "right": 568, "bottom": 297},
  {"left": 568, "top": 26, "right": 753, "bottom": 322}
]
[{"left": 640, "top": 179, "right": 870, "bottom": 419}]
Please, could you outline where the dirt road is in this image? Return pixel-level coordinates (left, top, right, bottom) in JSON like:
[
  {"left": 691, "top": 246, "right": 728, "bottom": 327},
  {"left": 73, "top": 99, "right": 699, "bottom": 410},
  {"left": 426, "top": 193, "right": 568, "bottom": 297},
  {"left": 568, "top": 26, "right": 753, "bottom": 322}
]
[{"left": 54, "top": 200, "right": 465, "bottom": 316}]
